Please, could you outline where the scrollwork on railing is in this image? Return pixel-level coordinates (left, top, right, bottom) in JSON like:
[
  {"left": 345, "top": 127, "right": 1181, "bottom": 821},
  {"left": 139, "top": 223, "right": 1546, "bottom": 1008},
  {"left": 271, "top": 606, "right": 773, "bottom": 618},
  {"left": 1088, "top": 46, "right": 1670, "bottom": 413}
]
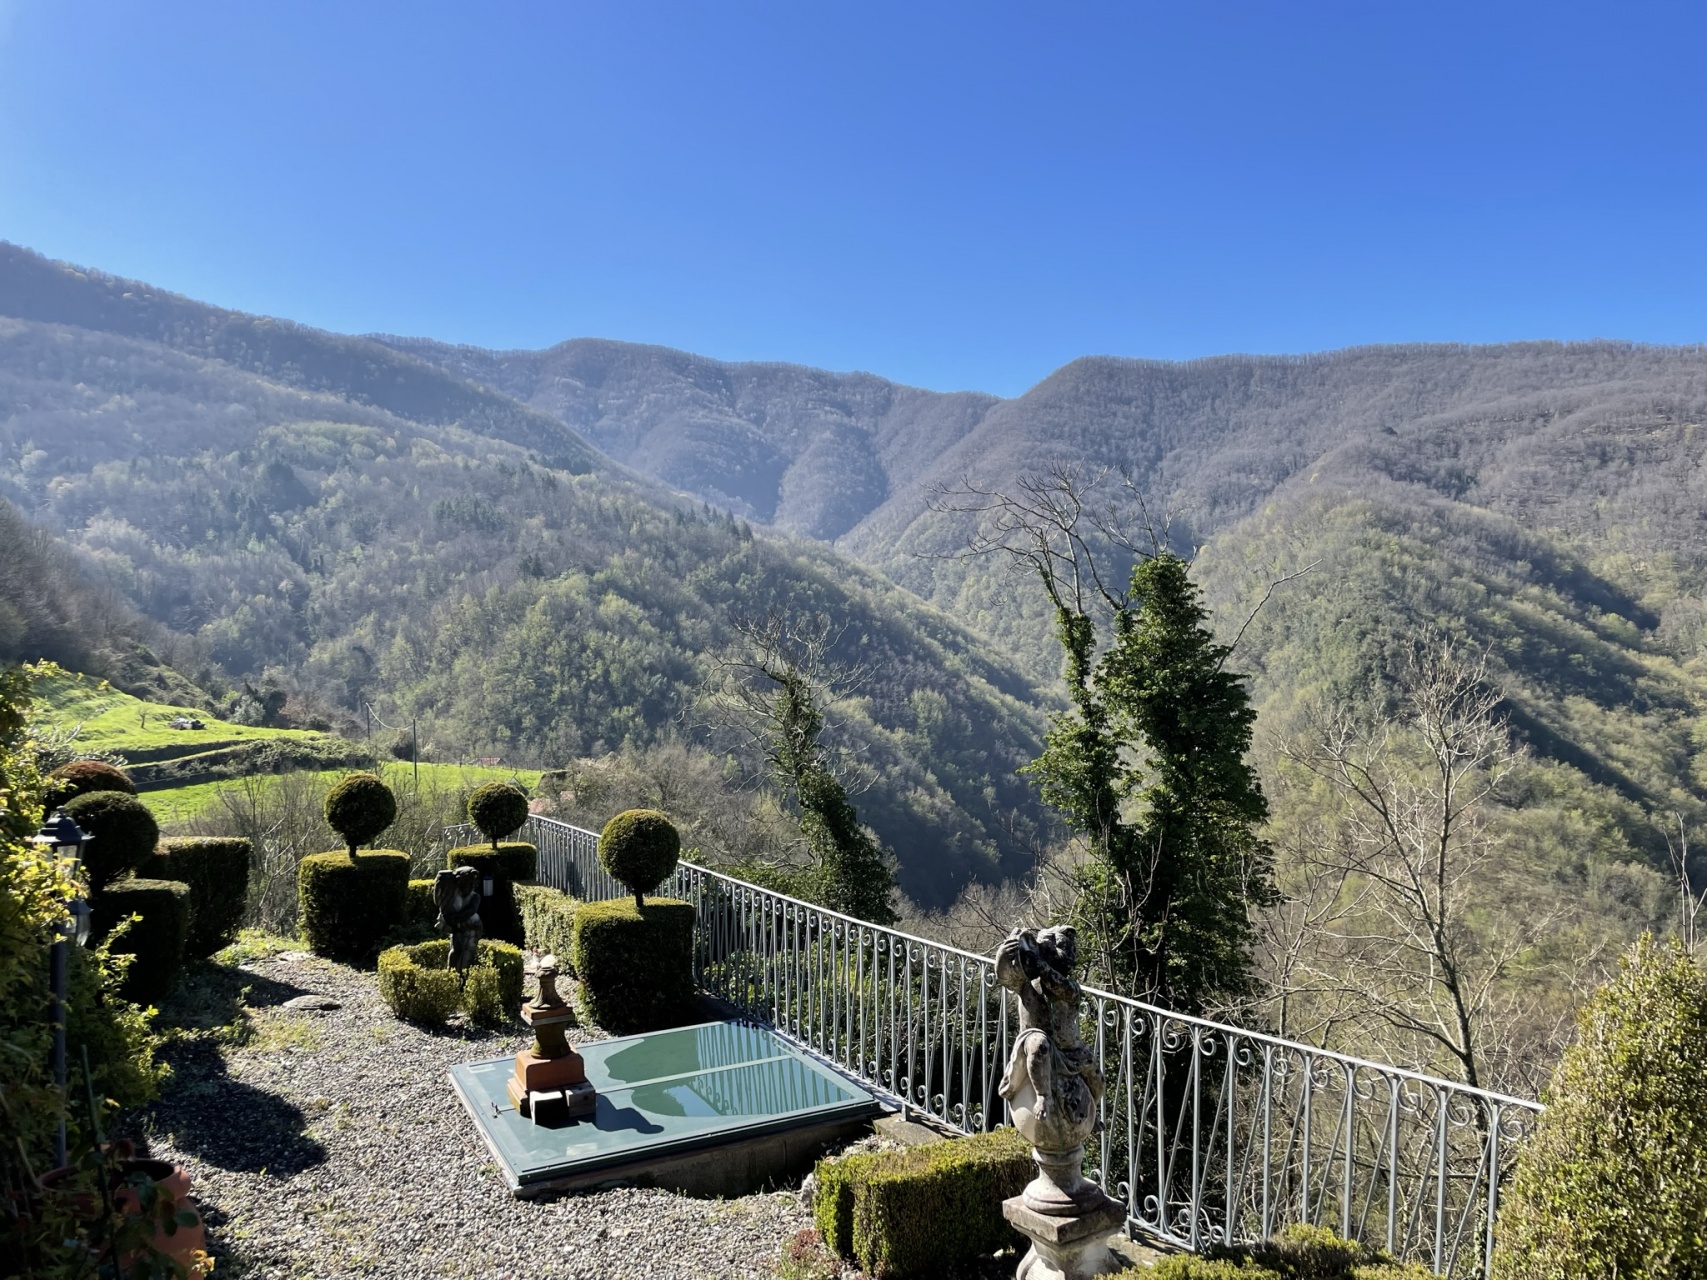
[{"left": 450, "top": 813, "right": 1542, "bottom": 1277}]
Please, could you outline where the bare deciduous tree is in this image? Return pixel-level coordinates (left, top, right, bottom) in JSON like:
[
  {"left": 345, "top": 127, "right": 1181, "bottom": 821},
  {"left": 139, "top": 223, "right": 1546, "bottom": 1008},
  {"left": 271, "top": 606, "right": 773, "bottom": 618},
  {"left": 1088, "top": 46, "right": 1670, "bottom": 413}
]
[{"left": 1276, "top": 639, "right": 1567, "bottom": 1094}]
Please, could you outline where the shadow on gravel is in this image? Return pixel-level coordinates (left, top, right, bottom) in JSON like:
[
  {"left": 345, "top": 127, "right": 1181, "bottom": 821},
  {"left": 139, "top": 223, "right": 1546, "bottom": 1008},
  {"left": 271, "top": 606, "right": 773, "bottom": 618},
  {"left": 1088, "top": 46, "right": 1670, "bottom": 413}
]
[{"left": 155, "top": 1039, "right": 329, "bottom": 1176}]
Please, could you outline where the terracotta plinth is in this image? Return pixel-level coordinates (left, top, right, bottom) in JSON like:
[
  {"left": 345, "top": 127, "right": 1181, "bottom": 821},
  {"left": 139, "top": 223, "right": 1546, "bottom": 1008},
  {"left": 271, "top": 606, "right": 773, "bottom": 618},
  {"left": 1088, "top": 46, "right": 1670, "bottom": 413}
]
[{"left": 508, "top": 956, "right": 597, "bottom": 1121}]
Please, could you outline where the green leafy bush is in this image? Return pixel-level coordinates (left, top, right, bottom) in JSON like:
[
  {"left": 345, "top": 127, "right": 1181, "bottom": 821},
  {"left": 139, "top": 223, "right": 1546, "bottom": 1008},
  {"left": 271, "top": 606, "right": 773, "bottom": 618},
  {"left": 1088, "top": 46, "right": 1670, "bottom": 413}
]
[
  {"left": 516, "top": 883, "right": 579, "bottom": 962},
  {"left": 446, "top": 841, "right": 538, "bottom": 945},
  {"left": 598, "top": 808, "right": 680, "bottom": 908},
  {"left": 44, "top": 758, "right": 136, "bottom": 808},
  {"left": 1130, "top": 1225, "right": 1438, "bottom": 1280},
  {"left": 322, "top": 771, "right": 397, "bottom": 856},
  {"left": 813, "top": 1127, "right": 1033, "bottom": 1277},
  {"left": 1492, "top": 936, "right": 1707, "bottom": 1280},
  {"left": 570, "top": 896, "right": 695, "bottom": 1032},
  {"left": 0, "top": 664, "right": 164, "bottom": 1188},
  {"left": 377, "top": 938, "right": 523, "bottom": 1025},
  {"left": 297, "top": 849, "right": 409, "bottom": 960},
  {"left": 404, "top": 877, "right": 438, "bottom": 929},
  {"left": 90, "top": 878, "right": 190, "bottom": 1004},
  {"left": 467, "top": 781, "right": 530, "bottom": 847},
  {"left": 146, "top": 836, "right": 250, "bottom": 958},
  {"left": 63, "top": 790, "right": 159, "bottom": 892}
]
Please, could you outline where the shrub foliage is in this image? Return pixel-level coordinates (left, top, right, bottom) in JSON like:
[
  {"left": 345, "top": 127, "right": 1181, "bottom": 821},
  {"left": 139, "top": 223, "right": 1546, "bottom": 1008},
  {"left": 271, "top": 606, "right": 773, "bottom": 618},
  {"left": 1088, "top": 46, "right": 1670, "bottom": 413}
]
[
  {"left": 570, "top": 896, "right": 694, "bottom": 1032},
  {"left": 322, "top": 771, "right": 397, "bottom": 856},
  {"left": 63, "top": 789, "right": 159, "bottom": 892},
  {"left": 378, "top": 938, "right": 523, "bottom": 1025},
  {"left": 147, "top": 836, "right": 250, "bottom": 958},
  {"left": 1492, "top": 937, "right": 1707, "bottom": 1280},
  {"left": 598, "top": 808, "right": 680, "bottom": 908},
  {"left": 297, "top": 848, "right": 409, "bottom": 960},
  {"left": 44, "top": 758, "right": 136, "bottom": 808},
  {"left": 813, "top": 1127, "right": 1033, "bottom": 1277},
  {"left": 90, "top": 878, "right": 191, "bottom": 1005},
  {"left": 516, "top": 883, "right": 578, "bottom": 963},
  {"left": 467, "top": 781, "right": 529, "bottom": 847}
]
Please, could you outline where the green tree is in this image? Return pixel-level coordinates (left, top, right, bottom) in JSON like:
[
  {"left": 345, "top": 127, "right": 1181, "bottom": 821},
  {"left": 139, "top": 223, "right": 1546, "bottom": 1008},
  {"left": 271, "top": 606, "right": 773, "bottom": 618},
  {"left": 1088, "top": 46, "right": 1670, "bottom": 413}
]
[
  {"left": 708, "top": 615, "right": 899, "bottom": 925},
  {"left": 1492, "top": 937, "right": 1707, "bottom": 1279},
  {"left": 950, "top": 470, "right": 1274, "bottom": 1009}
]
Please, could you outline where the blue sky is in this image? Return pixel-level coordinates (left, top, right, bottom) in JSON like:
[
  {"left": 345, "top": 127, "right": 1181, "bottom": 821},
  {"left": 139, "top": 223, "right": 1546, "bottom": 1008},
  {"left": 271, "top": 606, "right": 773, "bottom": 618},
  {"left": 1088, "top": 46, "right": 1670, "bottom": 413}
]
[{"left": 0, "top": 2, "right": 1701, "bottom": 395}]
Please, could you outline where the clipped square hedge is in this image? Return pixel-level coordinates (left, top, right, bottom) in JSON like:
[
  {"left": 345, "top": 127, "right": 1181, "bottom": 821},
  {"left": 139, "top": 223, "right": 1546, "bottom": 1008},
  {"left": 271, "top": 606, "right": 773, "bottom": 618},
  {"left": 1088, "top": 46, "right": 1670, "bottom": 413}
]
[
  {"left": 516, "top": 882, "right": 579, "bottom": 962},
  {"left": 90, "top": 877, "right": 192, "bottom": 1005},
  {"left": 814, "top": 1127, "right": 1034, "bottom": 1278},
  {"left": 298, "top": 849, "right": 410, "bottom": 960},
  {"left": 147, "top": 836, "right": 251, "bottom": 958},
  {"left": 447, "top": 842, "right": 538, "bottom": 944},
  {"left": 569, "top": 897, "right": 695, "bottom": 1033}
]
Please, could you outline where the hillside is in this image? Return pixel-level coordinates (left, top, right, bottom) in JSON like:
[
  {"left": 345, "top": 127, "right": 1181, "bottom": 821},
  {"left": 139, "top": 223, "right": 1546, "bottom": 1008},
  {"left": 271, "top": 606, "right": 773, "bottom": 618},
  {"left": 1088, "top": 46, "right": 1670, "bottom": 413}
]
[
  {"left": 29, "top": 666, "right": 370, "bottom": 793},
  {"left": 376, "top": 333, "right": 999, "bottom": 540},
  {"left": 0, "top": 246, "right": 1048, "bottom": 905}
]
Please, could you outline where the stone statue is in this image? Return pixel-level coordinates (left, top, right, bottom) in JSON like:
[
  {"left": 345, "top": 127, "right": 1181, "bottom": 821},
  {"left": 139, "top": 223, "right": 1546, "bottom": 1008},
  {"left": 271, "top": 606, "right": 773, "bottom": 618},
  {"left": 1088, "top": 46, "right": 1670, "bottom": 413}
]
[
  {"left": 996, "top": 925, "right": 1124, "bottom": 1280},
  {"left": 433, "top": 866, "right": 483, "bottom": 985}
]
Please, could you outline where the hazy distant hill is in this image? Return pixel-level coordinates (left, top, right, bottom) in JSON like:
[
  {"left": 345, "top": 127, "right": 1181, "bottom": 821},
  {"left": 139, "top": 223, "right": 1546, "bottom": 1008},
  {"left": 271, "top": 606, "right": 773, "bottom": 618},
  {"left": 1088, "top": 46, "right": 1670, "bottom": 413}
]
[
  {"left": 0, "top": 244, "right": 1047, "bottom": 904},
  {"left": 378, "top": 320, "right": 1707, "bottom": 870},
  {"left": 376, "top": 333, "right": 1000, "bottom": 540}
]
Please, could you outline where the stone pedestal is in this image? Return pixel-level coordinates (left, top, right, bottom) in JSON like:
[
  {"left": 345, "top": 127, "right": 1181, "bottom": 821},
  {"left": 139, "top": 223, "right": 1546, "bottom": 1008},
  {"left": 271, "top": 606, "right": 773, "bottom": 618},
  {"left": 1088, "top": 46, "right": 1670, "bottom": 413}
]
[
  {"left": 1003, "top": 1191, "right": 1126, "bottom": 1280},
  {"left": 508, "top": 956, "right": 596, "bottom": 1122}
]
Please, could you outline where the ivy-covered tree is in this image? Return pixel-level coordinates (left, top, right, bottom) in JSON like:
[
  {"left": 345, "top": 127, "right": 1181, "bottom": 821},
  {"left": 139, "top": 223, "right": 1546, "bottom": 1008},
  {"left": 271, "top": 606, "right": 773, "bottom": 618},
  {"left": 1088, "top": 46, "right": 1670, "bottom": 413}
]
[
  {"left": 707, "top": 614, "right": 899, "bottom": 925},
  {"left": 947, "top": 468, "right": 1275, "bottom": 1009}
]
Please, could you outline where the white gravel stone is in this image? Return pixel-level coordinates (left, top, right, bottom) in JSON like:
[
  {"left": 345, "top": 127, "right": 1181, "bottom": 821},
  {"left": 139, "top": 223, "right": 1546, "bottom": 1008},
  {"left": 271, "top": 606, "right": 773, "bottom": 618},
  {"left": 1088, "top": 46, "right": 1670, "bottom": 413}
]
[{"left": 134, "top": 953, "right": 814, "bottom": 1279}]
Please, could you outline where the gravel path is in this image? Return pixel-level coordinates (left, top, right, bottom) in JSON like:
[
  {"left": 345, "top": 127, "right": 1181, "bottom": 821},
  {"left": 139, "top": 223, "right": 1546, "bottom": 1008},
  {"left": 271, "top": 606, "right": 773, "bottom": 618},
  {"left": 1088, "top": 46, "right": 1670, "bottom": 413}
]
[{"left": 133, "top": 948, "right": 814, "bottom": 1280}]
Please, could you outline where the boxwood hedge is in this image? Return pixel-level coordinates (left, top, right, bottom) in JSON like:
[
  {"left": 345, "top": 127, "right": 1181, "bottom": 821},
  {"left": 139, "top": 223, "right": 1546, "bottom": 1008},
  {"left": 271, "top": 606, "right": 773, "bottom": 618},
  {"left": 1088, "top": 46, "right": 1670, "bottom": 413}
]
[
  {"left": 569, "top": 896, "right": 695, "bottom": 1033},
  {"left": 516, "top": 882, "right": 578, "bottom": 963},
  {"left": 90, "top": 878, "right": 191, "bottom": 1005},
  {"left": 145, "top": 836, "right": 251, "bottom": 958},
  {"left": 298, "top": 849, "right": 409, "bottom": 960},
  {"left": 813, "top": 1127, "right": 1032, "bottom": 1277},
  {"left": 377, "top": 938, "right": 524, "bottom": 1025}
]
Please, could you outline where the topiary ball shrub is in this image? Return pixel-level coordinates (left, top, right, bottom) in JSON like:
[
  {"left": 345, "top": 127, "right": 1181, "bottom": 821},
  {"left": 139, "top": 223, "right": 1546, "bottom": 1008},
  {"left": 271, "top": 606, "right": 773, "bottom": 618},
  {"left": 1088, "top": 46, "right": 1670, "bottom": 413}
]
[
  {"left": 90, "top": 878, "right": 190, "bottom": 1005},
  {"left": 63, "top": 790, "right": 160, "bottom": 893},
  {"left": 597, "top": 808, "right": 681, "bottom": 909},
  {"left": 147, "top": 837, "right": 250, "bottom": 958},
  {"left": 813, "top": 1127, "right": 1033, "bottom": 1277},
  {"left": 467, "top": 781, "right": 530, "bottom": 848},
  {"left": 446, "top": 842, "right": 538, "bottom": 945},
  {"left": 297, "top": 849, "right": 409, "bottom": 960},
  {"left": 378, "top": 938, "right": 524, "bottom": 1025},
  {"left": 570, "top": 897, "right": 695, "bottom": 1033},
  {"left": 322, "top": 771, "right": 397, "bottom": 857},
  {"left": 1492, "top": 936, "right": 1707, "bottom": 1280},
  {"left": 45, "top": 759, "right": 137, "bottom": 809}
]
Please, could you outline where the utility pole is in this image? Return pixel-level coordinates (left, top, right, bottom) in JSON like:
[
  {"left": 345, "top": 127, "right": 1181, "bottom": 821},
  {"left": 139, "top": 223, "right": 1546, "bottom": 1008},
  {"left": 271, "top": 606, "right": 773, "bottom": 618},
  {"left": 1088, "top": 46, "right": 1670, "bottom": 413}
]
[{"left": 412, "top": 715, "right": 419, "bottom": 789}]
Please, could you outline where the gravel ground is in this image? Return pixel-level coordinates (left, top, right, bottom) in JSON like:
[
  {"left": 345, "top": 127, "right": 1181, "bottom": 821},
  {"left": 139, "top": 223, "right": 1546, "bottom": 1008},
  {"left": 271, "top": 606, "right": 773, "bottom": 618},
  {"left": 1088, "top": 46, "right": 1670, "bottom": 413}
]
[{"left": 130, "top": 945, "right": 817, "bottom": 1280}]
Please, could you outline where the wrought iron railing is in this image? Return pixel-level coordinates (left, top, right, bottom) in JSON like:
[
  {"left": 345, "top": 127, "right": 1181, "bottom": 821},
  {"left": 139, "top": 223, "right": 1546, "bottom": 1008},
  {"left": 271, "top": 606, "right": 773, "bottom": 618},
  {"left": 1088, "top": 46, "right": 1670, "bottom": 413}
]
[{"left": 445, "top": 814, "right": 1541, "bottom": 1276}]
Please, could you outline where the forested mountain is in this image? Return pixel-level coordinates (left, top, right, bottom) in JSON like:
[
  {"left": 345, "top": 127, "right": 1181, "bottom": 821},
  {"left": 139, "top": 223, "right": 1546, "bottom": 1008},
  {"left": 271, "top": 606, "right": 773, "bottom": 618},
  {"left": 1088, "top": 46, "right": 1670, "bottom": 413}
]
[
  {"left": 5, "top": 239, "right": 1707, "bottom": 943},
  {"left": 0, "top": 245, "right": 1046, "bottom": 905},
  {"left": 376, "top": 333, "right": 999, "bottom": 540},
  {"left": 0, "top": 497, "right": 208, "bottom": 707}
]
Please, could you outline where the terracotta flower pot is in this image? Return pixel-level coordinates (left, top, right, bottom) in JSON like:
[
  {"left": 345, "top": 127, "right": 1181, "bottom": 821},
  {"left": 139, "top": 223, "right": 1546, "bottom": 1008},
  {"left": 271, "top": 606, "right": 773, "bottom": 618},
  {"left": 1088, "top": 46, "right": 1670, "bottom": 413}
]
[{"left": 38, "top": 1156, "right": 209, "bottom": 1275}]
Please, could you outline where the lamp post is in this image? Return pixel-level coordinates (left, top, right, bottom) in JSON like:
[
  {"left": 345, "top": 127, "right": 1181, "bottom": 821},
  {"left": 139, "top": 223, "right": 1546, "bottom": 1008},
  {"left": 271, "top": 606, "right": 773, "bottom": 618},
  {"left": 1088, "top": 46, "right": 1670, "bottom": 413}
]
[{"left": 33, "top": 809, "right": 91, "bottom": 1169}]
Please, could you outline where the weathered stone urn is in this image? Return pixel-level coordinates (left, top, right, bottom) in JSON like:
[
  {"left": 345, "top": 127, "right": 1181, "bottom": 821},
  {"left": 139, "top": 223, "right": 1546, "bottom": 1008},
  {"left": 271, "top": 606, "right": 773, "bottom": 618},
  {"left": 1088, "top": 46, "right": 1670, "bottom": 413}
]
[{"left": 995, "top": 926, "right": 1125, "bottom": 1280}]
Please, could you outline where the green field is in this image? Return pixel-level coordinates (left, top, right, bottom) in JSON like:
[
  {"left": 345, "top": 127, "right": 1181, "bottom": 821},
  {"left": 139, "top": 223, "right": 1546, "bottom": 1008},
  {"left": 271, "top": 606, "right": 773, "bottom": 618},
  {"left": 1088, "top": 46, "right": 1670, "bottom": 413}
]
[
  {"left": 32, "top": 669, "right": 539, "bottom": 823},
  {"left": 32, "top": 668, "right": 332, "bottom": 753},
  {"left": 144, "top": 762, "right": 543, "bottom": 824}
]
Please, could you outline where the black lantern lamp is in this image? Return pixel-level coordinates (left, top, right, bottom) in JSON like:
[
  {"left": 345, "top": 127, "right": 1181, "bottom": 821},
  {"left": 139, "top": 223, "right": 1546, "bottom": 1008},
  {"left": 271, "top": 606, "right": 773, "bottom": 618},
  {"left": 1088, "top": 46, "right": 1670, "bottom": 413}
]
[
  {"left": 32, "top": 808, "right": 91, "bottom": 1167},
  {"left": 35, "top": 808, "right": 92, "bottom": 943}
]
